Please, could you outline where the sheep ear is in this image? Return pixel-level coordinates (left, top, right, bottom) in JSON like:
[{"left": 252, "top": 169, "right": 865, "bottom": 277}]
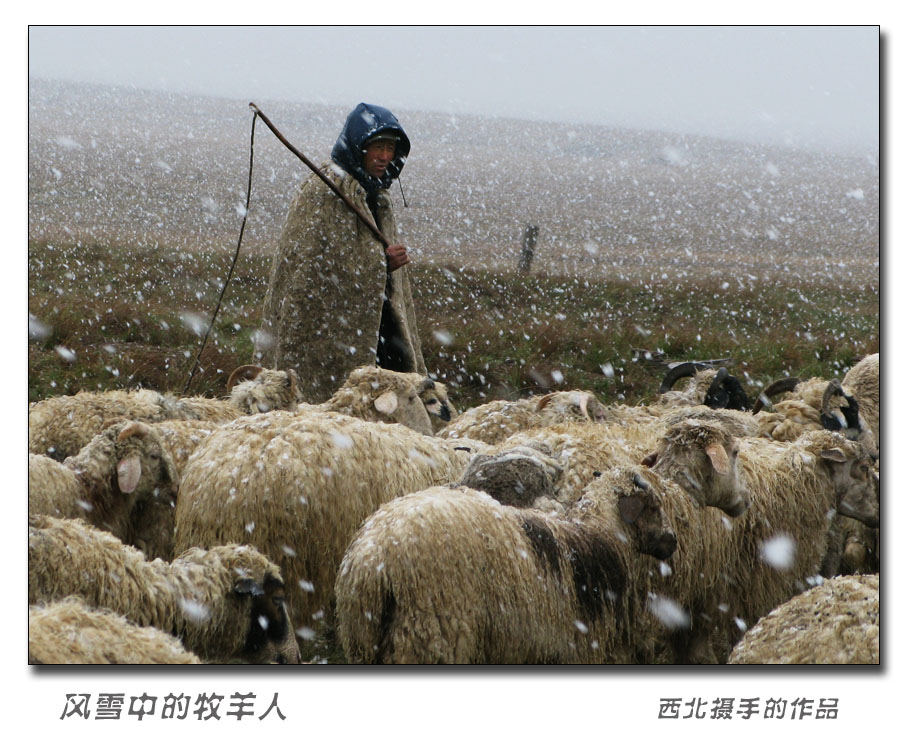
[
  {"left": 705, "top": 442, "right": 730, "bottom": 475},
  {"left": 641, "top": 452, "right": 658, "bottom": 468},
  {"left": 373, "top": 390, "right": 398, "bottom": 415},
  {"left": 536, "top": 394, "right": 554, "bottom": 411},
  {"left": 820, "top": 447, "right": 848, "bottom": 464},
  {"left": 234, "top": 578, "right": 264, "bottom": 597},
  {"left": 117, "top": 454, "right": 142, "bottom": 495},
  {"left": 618, "top": 494, "right": 645, "bottom": 524},
  {"left": 577, "top": 394, "right": 590, "bottom": 419}
]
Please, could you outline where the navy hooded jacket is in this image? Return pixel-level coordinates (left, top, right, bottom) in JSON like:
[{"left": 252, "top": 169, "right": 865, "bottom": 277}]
[{"left": 330, "top": 103, "right": 411, "bottom": 195}]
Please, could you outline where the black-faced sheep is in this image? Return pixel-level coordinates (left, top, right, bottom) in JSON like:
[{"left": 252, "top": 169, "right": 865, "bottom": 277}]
[
  {"left": 656, "top": 363, "right": 751, "bottom": 411},
  {"left": 28, "top": 419, "right": 179, "bottom": 560},
  {"left": 334, "top": 466, "right": 677, "bottom": 664},
  {"left": 727, "top": 574, "right": 879, "bottom": 665},
  {"left": 29, "top": 597, "right": 204, "bottom": 665},
  {"left": 753, "top": 375, "right": 877, "bottom": 455},
  {"left": 172, "top": 412, "right": 485, "bottom": 644},
  {"left": 28, "top": 514, "right": 302, "bottom": 664}
]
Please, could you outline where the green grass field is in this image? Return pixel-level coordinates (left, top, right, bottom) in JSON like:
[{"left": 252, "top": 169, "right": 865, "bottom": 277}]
[{"left": 28, "top": 235, "right": 878, "bottom": 410}]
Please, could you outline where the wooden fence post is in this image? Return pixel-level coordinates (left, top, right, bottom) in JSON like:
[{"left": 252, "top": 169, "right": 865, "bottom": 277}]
[{"left": 519, "top": 225, "right": 539, "bottom": 273}]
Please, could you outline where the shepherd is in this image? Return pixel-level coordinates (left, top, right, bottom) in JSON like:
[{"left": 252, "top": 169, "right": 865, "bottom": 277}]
[{"left": 258, "top": 102, "right": 426, "bottom": 402}]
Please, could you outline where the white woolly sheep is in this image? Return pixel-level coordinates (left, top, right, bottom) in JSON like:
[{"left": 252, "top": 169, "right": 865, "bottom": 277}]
[
  {"left": 491, "top": 417, "right": 750, "bottom": 519},
  {"left": 179, "top": 364, "right": 302, "bottom": 421},
  {"left": 28, "top": 364, "right": 301, "bottom": 461},
  {"left": 727, "top": 574, "right": 879, "bottom": 665},
  {"left": 334, "top": 465, "right": 678, "bottom": 664},
  {"left": 298, "top": 364, "right": 454, "bottom": 436},
  {"left": 29, "top": 597, "right": 203, "bottom": 665},
  {"left": 28, "top": 419, "right": 179, "bottom": 560},
  {"left": 436, "top": 389, "right": 607, "bottom": 445},
  {"left": 678, "top": 430, "right": 879, "bottom": 662},
  {"left": 172, "top": 412, "right": 486, "bottom": 641},
  {"left": 487, "top": 418, "right": 751, "bottom": 664},
  {"left": 29, "top": 514, "right": 302, "bottom": 664},
  {"left": 152, "top": 418, "right": 223, "bottom": 478}
]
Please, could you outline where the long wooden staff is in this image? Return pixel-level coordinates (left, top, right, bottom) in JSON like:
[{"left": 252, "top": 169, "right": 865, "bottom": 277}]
[{"left": 249, "top": 102, "right": 390, "bottom": 247}]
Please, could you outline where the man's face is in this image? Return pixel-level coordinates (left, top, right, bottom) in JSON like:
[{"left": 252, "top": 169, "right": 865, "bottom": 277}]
[{"left": 363, "top": 139, "right": 396, "bottom": 178}]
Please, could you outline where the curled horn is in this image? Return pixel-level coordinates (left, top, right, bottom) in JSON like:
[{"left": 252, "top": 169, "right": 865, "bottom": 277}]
[
  {"left": 100, "top": 416, "right": 131, "bottom": 431},
  {"left": 116, "top": 421, "right": 149, "bottom": 442},
  {"left": 226, "top": 364, "right": 264, "bottom": 392},
  {"left": 536, "top": 393, "right": 555, "bottom": 411},
  {"left": 658, "top": 362, "right": 710, "bottom": 394},
  {"left": 752, "top": 377, "right": 802, "bottom": 414},
  {"left": 820, "top": 379, "right": 847, "bottom": 431},
  {"left": 704, "top": 367, "right": 731, "bottom": 409}
]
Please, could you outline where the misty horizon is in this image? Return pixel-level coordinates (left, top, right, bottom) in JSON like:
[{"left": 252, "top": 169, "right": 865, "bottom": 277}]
[{"left": 27, "top": 26, "right": 879, "bottom": 154}]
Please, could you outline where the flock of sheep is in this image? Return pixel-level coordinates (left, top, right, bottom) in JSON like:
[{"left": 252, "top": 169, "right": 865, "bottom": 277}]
[{"left": 27, "top": 352, "right": 880, "bottom": 665}]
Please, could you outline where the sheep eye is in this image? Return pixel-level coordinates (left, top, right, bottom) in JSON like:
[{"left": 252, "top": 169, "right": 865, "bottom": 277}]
[
  {"left": 424, "top": 398, "right": 438, "bottom": 405},
  {"left": 273, "top": 596, "right": 285, "bottom": 608}
]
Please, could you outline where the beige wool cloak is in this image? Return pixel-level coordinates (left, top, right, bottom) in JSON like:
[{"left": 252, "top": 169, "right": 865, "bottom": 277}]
[{"left": 260, "top": 163, "right": 425, "bottom": 402}]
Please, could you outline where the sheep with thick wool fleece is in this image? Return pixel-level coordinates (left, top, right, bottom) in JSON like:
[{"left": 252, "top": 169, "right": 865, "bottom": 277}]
[
  {"left": 28, "top": 365, "right": 301, "bottom": 461},
  {"left": 29, "top": 597, "right": 203, "bottom": 665},
  {"left": 490, "top": 418, "right": 750, "bottom": 519},
  {"left": 28, "top": 419, "right": 179, "bottom": 561},
  {"left": 335, "top": 466, "right": 678, "bottom": 664},
  {"left": 727, "top": 574, "right": 879, "bottom": 665},
  {"left": 28, "top": 514, "right": 302, "bottom": 664},
  {"left": 676, "top": 430, "right": 879, "bottom": 662},
  {"left": 294, "top": 364, "right": 455, "bottom": 436},
  {"left": 150, "top": 367, "right": 456, "bottom": 484},
  {"left": 436, "top": 389, "right": 607, "bottom": 446},
  {"left": 486, "top": 418, "right": 750, "bottom": 664},
  {"left": 172, "top": 411, "right": 487, "bottom": 640}
]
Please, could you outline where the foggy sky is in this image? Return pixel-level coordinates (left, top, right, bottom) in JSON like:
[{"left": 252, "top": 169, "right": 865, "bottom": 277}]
[{"left": 29, "top": 25, "right": 879, "bottom": 152}]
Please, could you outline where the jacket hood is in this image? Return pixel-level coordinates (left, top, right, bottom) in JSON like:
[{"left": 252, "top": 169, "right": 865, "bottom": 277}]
[{"left": 330, "top": 102, "right": 411, "bottom": 193}]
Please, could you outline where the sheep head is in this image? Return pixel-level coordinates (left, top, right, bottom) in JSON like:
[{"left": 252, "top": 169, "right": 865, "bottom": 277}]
[
  {"left": 536, "top": 390, "right": 606, "bottom": 423},
  {"left": 107, "top": 421, "right": 179, "bottom": 503},
  {"left": 418, "top": 377, "right": 457, "bottom": 430},
  {"left": 175, "top": 546, "right": 303, "bottom": 664},
  {"left": 616, "top": 470, "right": 677, "bottom": 561},
  {"left": 459, "top": 443, "right": 563, "bottom": 508},
  {"left": 576, "top": 467, "right": 677, "bottom": 561},
  {"left": 703, "top": 368, "right": 751, "bottom": 411},
  {"left": 802, "top": 432, "right": 880, "bottom": 529},
  {"left": 229, "top": 367, "right": 301, "bottom": 414},
  {"left": 642, "top": 419, "right": 750, "bottom": 517},
  {"left": 233, "top": 573, "right": 303, "bottom": 665}
]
